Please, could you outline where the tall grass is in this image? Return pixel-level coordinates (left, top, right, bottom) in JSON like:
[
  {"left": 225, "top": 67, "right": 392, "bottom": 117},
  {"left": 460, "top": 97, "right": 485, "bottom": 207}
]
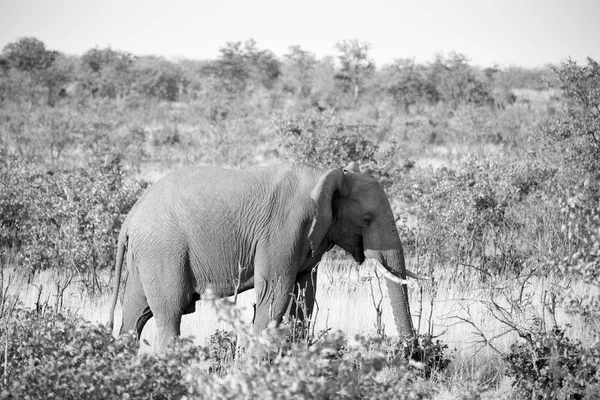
[{"left": 7, "top": 254, "right": 596, "bottom": 358}]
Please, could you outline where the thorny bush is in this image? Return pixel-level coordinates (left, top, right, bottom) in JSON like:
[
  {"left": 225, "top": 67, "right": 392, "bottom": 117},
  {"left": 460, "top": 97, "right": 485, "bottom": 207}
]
[
  {"left": 0, "top": 306, "right": 200, "bottom": 399},
  {"left": 0, "top": 298, "right": 433, "bottom": 399},
  {"left": 0, "top": 153, "right": 146, "bottom": 292},
  {"left": 505, "top": 327, "right": 599, "bottom": 400}
]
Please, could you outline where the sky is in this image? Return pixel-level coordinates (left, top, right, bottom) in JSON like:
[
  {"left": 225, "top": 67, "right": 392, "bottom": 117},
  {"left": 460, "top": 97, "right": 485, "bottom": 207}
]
[{"left": 1, "top": 0, "right": 599, "bottom": 68}]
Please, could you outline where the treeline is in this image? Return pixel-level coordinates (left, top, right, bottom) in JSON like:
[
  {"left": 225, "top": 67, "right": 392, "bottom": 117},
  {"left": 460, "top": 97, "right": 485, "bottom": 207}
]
[{"left": 0, "top": 37, "right": 552, "bottom": 110}]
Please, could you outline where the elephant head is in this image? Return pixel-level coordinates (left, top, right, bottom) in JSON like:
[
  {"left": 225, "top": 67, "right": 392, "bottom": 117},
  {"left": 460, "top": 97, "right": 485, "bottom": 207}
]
[{"left": 309, "top": 162, "right": 416, "bottom": 339}]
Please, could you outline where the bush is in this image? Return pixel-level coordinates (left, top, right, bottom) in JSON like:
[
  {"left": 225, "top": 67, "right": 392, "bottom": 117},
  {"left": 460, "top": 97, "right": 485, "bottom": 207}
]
[
  {"left": 407, "top": 335, "right": 452, "bottom": 380},
  {"left": 0, "top": 298, "right": 432, "bottom": 399},
  {"left": 207, "top": 329, "right": 237, "bottom": 376},
  {"left": 272, "top": 109, "right": 413, "bottom": 190},
  {"left": 556, "top": 185, "right": 600, "bottom": 325},
  {"left": 189, "top": 328, "right": 427, "bottom": 400},
  {"left": 428, "top": 53, "right": 493, "bottom": 109},
  {"left": 272, "top": 109, "right": 378, "bottom": 169},
  {"left": 505, "top": 327, "right": 599, "bottom": 399},
  {"left": 547, "top": 58, "right": 600, "bottom": 172},
  {"left": 0, "top": 307, "right": 200, "bottom": 399},
  {"left": 399, "top": 155, "right": 524, "bottom": 275},
  {"left": 0, "top": 153, "right": 146, "bottom": 291}
]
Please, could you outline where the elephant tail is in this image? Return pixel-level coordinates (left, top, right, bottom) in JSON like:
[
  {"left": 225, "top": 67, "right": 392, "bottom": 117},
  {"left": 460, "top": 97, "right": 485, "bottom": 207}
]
[{"left": 107, "top": 227, "right": 128, "bottom": 332}]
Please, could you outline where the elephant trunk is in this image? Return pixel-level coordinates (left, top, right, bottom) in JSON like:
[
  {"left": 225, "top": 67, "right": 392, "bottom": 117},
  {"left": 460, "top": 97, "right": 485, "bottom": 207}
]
[{"left": 365, "top": 247, "right": 415, "bottom": 339}]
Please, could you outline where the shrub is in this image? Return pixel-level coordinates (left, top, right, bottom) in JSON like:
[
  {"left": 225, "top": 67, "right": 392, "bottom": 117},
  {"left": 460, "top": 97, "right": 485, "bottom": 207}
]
[
  {"left": 547, "top": 58, "right": 600, "bottom": 172},
  {"left": 207, "top": 329, "right": 237, "bottom": 376},
  {"left": 557, "top": 185, "right": 600, "bottom": 324},
  {"left": 505, "top": 327, "right": 598, "bottom": 399},
  {"left": 0, "top": 299, "right": 432, "bottom": 399},
  {"left": 428, "top": 53, "right": 493, "bottom": 109},
  {"left": 189, "top": 295, "right": 431, "bottom": 399},
  {"left": 399, "top": 154, "right": 523, "bottom": 274},
  {"left": 189, "top": 329, "right": 427, "bottom": 400},
  {"left": 407, "top": 335, "right": 452, "bottom": 380},
  {"left": 0, "top": 307, "right": 201, "bottom": 399},
  {"left": 272, "top": 109, "right": 378, "bottom": 169},
  {"left": 0, "top": 153, "right": 146, "bottom": 291},
  {"left": 271, "top": 109, "right": 414, "bottom": 191}
]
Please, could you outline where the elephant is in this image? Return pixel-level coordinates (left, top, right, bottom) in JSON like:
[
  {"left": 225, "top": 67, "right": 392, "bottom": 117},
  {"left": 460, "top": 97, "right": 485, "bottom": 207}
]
[{"left": 107, "top": 162, "right": 422, "bottom": 350}]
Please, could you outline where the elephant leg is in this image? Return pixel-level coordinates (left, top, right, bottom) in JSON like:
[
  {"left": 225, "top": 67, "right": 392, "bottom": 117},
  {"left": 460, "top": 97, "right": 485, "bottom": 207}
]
[
  {"left": 253, "top": 272, "right": 296, "bottom": 332},
  {"left": 144, "top": 289, "right": 188, "bottom": 351},
  {"left": 145, "top": 289, "right": 190, "bottom": 351},
  {"left": 133, "top": 246, "right": 194, "bottom": 351},
  {"left": 120, "top": 269, "right": 153, "bottom": 338},
  {"left": 142, "top": 275, "right": 193, "bottom": 351},
  {"left": 289, "top": 268, "right": 318, "bottom": 322},
  {"left": 153, "top": 313, "right": 183, "bottom": 351}
]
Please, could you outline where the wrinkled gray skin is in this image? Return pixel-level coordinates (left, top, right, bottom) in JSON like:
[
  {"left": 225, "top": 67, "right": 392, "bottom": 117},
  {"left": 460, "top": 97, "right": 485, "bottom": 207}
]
[{"left": 108, "top": 162, "right": 415, "bottom": 350}]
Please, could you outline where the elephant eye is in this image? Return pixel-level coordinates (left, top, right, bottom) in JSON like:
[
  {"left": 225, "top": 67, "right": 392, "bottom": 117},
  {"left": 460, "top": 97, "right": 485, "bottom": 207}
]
[{"left": 363, "top": 215, "right": 372, "bottom": 226}]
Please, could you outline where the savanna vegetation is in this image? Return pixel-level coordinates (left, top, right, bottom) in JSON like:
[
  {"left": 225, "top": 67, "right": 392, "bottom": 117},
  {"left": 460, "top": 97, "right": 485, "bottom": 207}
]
[{"left": 1, "top": 36, "right": 599, "bottom": 399}]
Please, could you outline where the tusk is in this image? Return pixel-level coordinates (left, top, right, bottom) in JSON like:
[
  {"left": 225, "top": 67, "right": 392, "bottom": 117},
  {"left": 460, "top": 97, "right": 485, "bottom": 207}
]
[
  {"left": 405, "top": 270, "right": 430, "bottom": 280},
  {"left": 374, "top": 262, "right": 411, "bottom": 285}
]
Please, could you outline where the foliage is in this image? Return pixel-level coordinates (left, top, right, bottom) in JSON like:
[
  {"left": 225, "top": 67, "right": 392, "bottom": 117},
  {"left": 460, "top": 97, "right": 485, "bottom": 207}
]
[
  {"left": 407, "top": 335, "right": 452, "bottom": 380},
  {"left": 210, "top": 39, "right": 281, "bottom": 94},
  {"left": 334, "top": 39, "right": 375, "bottom": 102},
  {"left": 191, "top": 332, "right": 424, "bottom": 400},
  {"left": 0, "top": 307, "right": 200, "bottom": 399},
  {"left": 547, "top": 57, "right": 600, "bottom": 172},
  {"left": 0, "top": 36, "right": 551, "bottom": 113},
  {"left": 272, "top": 110, "right": 378, "bottom": 169},
  {"left": 428, "top": 52, "right": 493, "bottom": 109},
  {"left": 494, "top": 66, "right": 554, "bottom": 91},
  {"left": 1, "top": 37, "right": 63, "bottom": 105},
  {"left": 282, "top": 45, "right": 317, "bottom": 98},
  {"left": 187, "top": 296, "right": 428, "bottom": 399},
  {"left": 378, "top": 59, "right": 436, "bottom": 113},
  {"left": 556, "top": 185, "right": 600, "bottom": 324},
  {"left": 207, "top": 329, "right": 237, "bottom": 376},
  {"left": 131, "top": 56, "right": 183, "bottom": 101},
  {"left": 505, "top": 327, "right": 599, "bottom": 399},
  {"left": 80, "top": 47, "right": 135, "bottom": 99},
  {"left": 0, "top": 153, "right": 146, "bottom": 291},
  {"left": 2, "top": 37, "right": 57, "bottom": 73},
  {"left": 0, "top": 299, "right": 432, "bottom": 399},
  {"left": 399, "top": 154, "right": 554, "bottom": 276},
  {"left": 558, "top": 191, "right": 600, "bottom": 283}
]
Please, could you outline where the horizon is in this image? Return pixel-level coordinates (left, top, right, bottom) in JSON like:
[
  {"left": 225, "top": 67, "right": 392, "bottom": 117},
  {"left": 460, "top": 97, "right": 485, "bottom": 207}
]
[{"left": 2, "top": 0, "right": 600, "bottom": 69}]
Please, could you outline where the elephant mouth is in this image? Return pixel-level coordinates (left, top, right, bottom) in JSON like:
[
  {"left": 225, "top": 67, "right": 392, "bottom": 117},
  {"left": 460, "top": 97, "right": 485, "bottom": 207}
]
[{"left": 354, "top": 235, "right": 365, "bottom": 263}]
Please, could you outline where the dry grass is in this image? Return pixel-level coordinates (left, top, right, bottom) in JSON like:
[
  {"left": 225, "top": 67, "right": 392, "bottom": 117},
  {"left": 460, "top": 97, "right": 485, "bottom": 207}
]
[
  {"left": 6, "top": 256, "right": 596, "bottom": 357},
  {"left": 4, "top": 254, "right": 597, "bottom": 399}
]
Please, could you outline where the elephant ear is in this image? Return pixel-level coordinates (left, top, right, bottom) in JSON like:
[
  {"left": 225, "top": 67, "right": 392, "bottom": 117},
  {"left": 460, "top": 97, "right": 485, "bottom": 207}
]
[
  {"left": 344, "top": 161, "right": 361, "bottom": 174},
  {"left": 309, "top": 168, "right": 344, "bottom": 253}
]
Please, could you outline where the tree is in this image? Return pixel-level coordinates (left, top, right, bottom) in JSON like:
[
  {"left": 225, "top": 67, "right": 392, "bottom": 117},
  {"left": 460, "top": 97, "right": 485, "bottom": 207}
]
[
  {"left": 0, "top": 56, "right": 15, "bottom": 103},
  {"left": 41, "top": 54, "right": 75, "bottom": 106},
  {"left": 282, "top": 45, "right": 316, "bottom": 98},
  {"left": 334, "top": 39, "right": 375, "bottom": 101},
  {"left": 428, "top": 52, "right": 492, "bottom": 109},
  {"left": 81, "top": 47, "right": 135, "bottom": 100},
  {"left": 378, "top": 58, "right": 434, "bottom": 113},
  {"left": 2, "top": 37, "right": 57, "bottom": 73},
  {"left": 548, "top": 57, "right": 600, "bottom": 172},
  {"left": 309, "top": 56, "right": 337, "bottom": 109},
  {"left": 213, "top": 39, "right": 281, "bottom": 94},
  {"left": 1, "top": 37, "right": 63, "bottom": 105},
  {"left": 131, "top": 56, "right": 183, "bottom": 101}
]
